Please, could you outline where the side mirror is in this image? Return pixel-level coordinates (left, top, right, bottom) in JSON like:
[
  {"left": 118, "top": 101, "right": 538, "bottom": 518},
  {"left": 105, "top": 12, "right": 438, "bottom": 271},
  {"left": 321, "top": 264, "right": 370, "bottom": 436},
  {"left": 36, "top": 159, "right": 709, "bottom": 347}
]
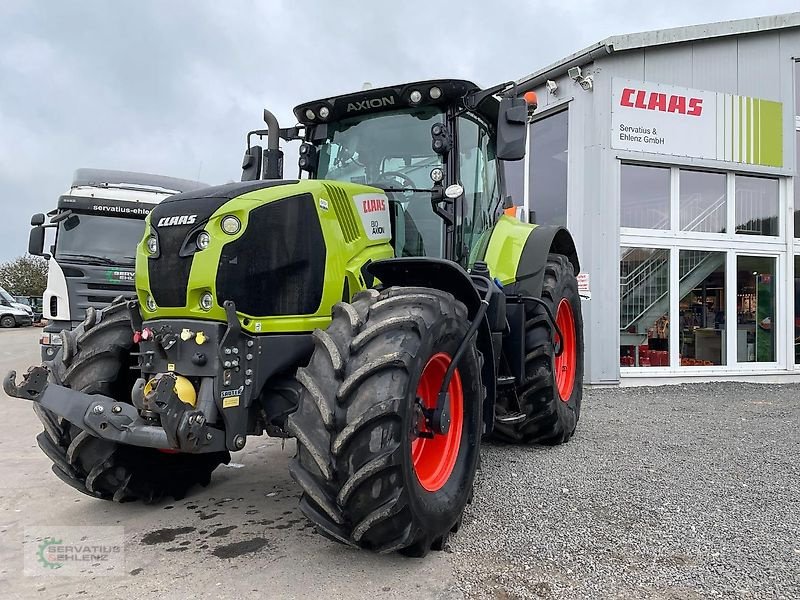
[
  {"left": 29, "top": 226, "right": 45, "bottom": 256},
  {"left": 496, "top": 97, "right": 528, "bottom": 161},
  {"left": 241, "top": 145, "right": 263, "bottom": 181},
  {"left": 31, "top": 213, "right": 45, "bottom": 226}
]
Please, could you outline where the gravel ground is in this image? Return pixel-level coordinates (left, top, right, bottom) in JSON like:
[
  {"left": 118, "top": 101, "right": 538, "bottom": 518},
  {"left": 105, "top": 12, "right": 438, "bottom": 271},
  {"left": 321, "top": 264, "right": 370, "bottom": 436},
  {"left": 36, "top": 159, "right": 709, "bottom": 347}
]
[{"left": 449, "top": 383, "right": 800, "bottom": 600}]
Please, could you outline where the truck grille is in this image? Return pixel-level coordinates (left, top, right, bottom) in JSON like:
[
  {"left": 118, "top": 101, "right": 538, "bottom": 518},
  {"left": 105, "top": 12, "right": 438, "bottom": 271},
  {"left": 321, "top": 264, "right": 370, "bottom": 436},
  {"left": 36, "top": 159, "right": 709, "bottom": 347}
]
[{"left": 216, "top": 194, "right": 325, "bottom": 316}]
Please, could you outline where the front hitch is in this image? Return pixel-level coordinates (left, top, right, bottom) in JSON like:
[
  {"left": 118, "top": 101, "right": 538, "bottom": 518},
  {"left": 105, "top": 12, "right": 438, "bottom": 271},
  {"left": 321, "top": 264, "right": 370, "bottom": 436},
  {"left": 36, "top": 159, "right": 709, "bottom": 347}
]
[{"left": 4, "top": 367, "right": 227, "bottom": 453}]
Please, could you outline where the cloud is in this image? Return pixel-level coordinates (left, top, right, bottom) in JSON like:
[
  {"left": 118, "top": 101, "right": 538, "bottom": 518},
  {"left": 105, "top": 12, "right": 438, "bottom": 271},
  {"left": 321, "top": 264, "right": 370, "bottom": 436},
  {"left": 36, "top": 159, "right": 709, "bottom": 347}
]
[{"left": 0, "top": 0, "right": 797, "bottom": 261}]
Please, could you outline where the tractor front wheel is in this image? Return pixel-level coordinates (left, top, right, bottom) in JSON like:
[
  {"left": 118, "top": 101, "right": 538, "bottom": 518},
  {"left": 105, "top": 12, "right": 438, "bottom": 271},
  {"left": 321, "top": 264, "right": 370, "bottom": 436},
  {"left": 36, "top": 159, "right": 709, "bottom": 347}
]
[
  {"left": 287, "top": 287, "right": 483, "bottom": 556},
  {"left": 34, "top": 301, "right": 230, "bottom": 502}
]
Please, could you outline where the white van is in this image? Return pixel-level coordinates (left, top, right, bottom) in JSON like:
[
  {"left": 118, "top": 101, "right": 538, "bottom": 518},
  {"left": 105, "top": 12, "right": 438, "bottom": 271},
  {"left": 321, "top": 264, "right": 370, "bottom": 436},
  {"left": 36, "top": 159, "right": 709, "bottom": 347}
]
[{"left": 0, "top": 286, "right": 33, "bottom": 328}]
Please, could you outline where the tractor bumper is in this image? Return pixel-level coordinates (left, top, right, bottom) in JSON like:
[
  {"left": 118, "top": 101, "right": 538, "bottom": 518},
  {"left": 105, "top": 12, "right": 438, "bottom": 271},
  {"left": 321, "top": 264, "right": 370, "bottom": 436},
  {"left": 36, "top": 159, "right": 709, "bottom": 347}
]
[{"left": 3, "top": 366, "right": 227, "bottom": 454}]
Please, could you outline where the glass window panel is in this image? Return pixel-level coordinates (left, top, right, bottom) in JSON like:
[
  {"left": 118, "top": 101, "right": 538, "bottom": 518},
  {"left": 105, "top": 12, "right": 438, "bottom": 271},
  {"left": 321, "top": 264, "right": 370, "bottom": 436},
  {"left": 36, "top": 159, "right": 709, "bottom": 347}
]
[
  {"left": 735, "top": 175, "right": 779, "bottom": 236},
  {"left": 795, "top": 60, "right": 800, "bottom": 116},
  {"left": 621, "top": 164, "right": 670, "bottom": 229},
  {"left": 795, "top": 256, "right": 800, "bottom": 365},
  {"left": 736, "top": 256, "right": 776, "bottom": 362},
  {"left": 620, "top": 247, "right": 670, "bottom": 367},
  {"left": 679, "top": 170, "right": 726, "bottom": 233},
  {"left": 678, "top": 251, "right": 726, "bottom": 366},
  {"left": 529, "top": 110, "right": 568, "bottom": 226},
  {"left": 503, "top": 159, "right": 524, "bottom": 207}
]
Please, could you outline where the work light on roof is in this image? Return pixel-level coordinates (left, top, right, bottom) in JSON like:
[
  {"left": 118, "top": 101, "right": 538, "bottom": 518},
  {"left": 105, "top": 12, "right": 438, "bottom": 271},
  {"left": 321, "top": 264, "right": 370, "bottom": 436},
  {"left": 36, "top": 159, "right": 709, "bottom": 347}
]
[
  {"left": 319, "top": 106, "right": 330, "bottom": 119},
  {"left": 305, "top": 108, "right": 316, "bottom": 120},
  {"left": 429, "top": 86, "right": 442, "bottom": 99},
  {"left": 409, "top": 90, "right": 422, "bottom": 104}
]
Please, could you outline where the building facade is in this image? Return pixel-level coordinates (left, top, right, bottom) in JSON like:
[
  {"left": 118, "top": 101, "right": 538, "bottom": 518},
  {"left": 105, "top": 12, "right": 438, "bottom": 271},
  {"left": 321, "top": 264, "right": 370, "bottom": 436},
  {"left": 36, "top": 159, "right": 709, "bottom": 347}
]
[{"left": 508, "top": 13, "right": 800, "bottom": 385}]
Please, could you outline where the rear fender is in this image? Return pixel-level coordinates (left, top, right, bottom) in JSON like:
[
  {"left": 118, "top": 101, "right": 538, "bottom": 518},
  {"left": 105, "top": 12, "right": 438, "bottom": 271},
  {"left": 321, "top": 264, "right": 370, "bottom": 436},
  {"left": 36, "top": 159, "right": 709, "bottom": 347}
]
[{"left": 368, "top": 257, "right": 496, "bottom": 435}]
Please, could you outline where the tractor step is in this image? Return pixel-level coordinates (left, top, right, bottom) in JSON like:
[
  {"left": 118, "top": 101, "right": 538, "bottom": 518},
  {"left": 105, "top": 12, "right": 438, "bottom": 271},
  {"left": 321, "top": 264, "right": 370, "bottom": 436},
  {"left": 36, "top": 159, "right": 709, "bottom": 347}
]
[
  {"left": 496, "top": 375, "right": 516, "bottom": 387},
  {"left": 495, "top": 411, "right": 526, "bottom": 425}
]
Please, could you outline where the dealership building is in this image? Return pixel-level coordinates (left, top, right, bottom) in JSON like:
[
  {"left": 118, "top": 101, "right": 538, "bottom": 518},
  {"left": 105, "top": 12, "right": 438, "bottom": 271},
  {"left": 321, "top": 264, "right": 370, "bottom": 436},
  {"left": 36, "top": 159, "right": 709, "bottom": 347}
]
[{"left": 507, "top": 12, "right": 800, "bottom": 385}]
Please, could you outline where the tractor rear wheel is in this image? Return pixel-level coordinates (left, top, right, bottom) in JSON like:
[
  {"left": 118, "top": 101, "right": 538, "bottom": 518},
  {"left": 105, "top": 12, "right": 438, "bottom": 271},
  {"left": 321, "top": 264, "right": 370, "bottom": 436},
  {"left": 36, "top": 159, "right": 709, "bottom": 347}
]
[
  {"left": 287, "top": 287, "right": 483, "bottom": 556},
  {"left": 493, "top": 254, "right": 583, "bottom": 444},
  {"left": 34, "top": 300, "right": 230, "bottom": 502}
]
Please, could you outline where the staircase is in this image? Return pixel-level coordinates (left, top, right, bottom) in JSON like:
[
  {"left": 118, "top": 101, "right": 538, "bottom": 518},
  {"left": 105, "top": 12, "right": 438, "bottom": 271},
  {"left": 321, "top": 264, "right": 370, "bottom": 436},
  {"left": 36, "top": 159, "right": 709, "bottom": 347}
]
[{"left": 620, "top": 192, "right": 726, "bottom": 335}]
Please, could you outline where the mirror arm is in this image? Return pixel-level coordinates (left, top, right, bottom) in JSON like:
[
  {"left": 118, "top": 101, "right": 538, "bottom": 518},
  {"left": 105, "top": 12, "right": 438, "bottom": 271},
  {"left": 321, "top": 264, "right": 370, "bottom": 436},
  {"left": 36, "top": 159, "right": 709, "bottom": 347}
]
[{"left": 430, "top": 185, "right": 454, "bottom": 226}]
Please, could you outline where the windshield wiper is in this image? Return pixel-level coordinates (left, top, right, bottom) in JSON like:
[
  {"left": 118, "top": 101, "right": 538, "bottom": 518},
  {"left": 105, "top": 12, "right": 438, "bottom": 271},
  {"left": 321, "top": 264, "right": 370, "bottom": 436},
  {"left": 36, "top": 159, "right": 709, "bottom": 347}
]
[{"left": 58, "top": 254, "right": 133, "bottom": 267}]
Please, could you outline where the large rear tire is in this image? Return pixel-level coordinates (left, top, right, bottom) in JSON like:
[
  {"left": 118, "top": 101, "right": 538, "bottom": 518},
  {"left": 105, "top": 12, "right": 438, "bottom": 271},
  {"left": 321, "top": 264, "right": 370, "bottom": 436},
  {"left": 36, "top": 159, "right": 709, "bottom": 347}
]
[
  {"left": 34, "top": 300, "right": 230, "bottom": 502},
  {"left": 287, "top": 287, "right": 483, "bottom": 556},
  {"left": 493, "top": 254, "right": 583, "bottom": 444}
]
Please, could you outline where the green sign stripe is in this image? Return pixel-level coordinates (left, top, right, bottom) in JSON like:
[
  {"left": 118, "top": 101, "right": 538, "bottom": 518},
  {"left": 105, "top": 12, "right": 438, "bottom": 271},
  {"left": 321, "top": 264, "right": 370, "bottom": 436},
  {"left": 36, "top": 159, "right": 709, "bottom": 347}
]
[
  {"left": 754, "top": 98, "right": 760, "bottom": 164},
  {"left": 758, "top": 100, "right": 783, "bottom": 167}
]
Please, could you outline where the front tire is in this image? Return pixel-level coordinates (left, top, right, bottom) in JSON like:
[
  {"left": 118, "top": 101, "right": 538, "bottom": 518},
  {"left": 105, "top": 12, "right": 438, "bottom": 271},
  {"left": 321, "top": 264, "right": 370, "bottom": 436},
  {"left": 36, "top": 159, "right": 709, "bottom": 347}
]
[
  {"left": 493, "top": 254, "right": 584, "bottom": 444},
  {"left": 1, "top": 315, "right": 16, "bottom": 328},
  {"left": 34, "top": 300, "right": 230, "bottom": 502},
  {"left": 287, "top": 287, "right": 483, "bottom": 556}
]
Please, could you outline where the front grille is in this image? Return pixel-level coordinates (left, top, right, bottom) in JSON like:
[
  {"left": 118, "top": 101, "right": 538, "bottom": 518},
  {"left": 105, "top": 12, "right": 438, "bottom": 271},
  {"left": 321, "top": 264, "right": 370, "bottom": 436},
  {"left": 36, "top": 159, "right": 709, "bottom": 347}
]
[
  {"left": 149, "top": 232, "right": 194, "bottom": 307},
  {"left": 216, "top": 194, "right": 325, "bottom": 316},
  {"left": 323, "top": 183, "right": 360, "bottom": 243}
]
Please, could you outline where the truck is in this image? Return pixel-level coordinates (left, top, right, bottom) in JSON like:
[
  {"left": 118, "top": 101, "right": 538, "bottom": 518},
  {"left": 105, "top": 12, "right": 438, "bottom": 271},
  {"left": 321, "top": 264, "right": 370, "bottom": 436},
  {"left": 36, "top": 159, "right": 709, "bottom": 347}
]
[
  {"left": 7, "top": 79, "right": 584, "bottom": 557},
  {"left": 28, "top": 169, "right": 207, "bottom": 359}
]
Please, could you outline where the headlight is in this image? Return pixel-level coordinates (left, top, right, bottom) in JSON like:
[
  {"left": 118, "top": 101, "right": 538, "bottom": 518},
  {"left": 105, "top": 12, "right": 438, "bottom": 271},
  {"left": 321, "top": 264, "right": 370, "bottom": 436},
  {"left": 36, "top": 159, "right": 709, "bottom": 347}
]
[
  {"left": 199, "top": 291, "right": 213, "bottom": 311},
  {"left": 147, "top": 235, "right": 158, "bottom": 254},
  {"left": 221, "top": 215, "right": 241, "bottom": 235},
  {"left": 145, "top": 295, "right": 157, "bottom": 311},
  {"left": 196, "top": 231, "right": 211, "bottom": 250}
]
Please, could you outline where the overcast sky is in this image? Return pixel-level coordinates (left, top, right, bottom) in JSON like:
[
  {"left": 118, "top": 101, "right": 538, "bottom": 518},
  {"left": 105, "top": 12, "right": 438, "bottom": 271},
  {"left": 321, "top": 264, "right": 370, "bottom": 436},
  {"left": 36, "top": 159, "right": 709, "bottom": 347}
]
[{"left": 0, "top": 1, "right": 797, "bottom": 262}]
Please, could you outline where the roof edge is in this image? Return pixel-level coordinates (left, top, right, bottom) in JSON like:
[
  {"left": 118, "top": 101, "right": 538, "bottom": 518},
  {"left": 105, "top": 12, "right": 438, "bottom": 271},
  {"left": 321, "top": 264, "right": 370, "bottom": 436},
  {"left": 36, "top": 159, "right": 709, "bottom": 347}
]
[{"left": 516, "top": 11, "right": 800, "bottom": 92}]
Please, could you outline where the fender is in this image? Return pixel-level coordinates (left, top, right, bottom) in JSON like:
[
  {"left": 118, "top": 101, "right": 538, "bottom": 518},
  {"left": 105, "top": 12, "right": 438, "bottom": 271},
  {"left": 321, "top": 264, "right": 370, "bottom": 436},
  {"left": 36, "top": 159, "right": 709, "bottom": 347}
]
[
  {"left": 510, "top": 225, "right": 580, "bottom": 297},
  {"left": 484, "top": 216, "right": 580, "bottom": 298},
  {"left": 368, "top": 257, "right": 497, "bottom": 435}
]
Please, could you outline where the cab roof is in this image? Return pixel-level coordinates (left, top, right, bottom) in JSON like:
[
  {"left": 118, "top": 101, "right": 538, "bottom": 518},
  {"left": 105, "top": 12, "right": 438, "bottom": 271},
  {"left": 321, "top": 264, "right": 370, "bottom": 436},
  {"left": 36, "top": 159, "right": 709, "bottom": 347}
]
[{"left": 294, "top": 79, "right": 499, "bottom": 127}]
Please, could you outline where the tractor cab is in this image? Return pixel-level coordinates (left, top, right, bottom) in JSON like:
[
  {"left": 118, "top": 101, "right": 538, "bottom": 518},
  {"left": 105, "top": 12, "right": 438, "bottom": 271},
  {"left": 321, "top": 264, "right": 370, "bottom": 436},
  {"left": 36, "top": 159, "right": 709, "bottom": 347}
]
[{"left": 242, "top": 79, "right": 533, "bottom": 267}]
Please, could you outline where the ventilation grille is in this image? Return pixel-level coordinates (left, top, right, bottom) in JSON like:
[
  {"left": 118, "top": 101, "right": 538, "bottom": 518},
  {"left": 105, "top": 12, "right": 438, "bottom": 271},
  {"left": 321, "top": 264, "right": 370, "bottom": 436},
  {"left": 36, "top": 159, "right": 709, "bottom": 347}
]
[{"left": 323, "top": 184, "right": 360, "bottom": 243}]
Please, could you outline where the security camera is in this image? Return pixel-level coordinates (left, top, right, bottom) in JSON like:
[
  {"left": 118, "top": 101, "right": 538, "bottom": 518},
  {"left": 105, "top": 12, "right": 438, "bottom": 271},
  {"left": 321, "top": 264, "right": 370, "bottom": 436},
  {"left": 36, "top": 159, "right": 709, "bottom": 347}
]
[
  {"left": 567, "top": 66, "right": 582, "bottom": 81},
  {"left": 579, "top": 75, "right": 594, "bottom": 91},
  {"left": 546, "top": 79, "right": 558, "bottom": 94}
]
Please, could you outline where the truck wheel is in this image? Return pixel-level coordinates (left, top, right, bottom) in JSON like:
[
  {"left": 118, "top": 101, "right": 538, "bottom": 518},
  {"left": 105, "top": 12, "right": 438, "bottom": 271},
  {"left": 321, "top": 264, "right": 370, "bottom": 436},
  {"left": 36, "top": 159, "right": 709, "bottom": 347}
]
[
  {"left": 1, "top": 315, "right": 15, "bottom": 328},
  {"left": 34, "top": 301, "right": 230, "bottom": 502},
  {"left": 287, "top": 287, "right": 483, "bottom": 556},
  {"left": 493, "top": 254, "right": 583, "bottom": 445}
]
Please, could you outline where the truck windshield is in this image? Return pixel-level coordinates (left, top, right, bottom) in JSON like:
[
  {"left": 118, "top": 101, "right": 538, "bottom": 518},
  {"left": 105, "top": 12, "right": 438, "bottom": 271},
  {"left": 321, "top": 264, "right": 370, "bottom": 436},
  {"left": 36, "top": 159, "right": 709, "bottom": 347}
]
[
  {"left": 55, "top": 213, "right": 145, "bottom": 266},
  {"left": 317, "top": 107, "right": 445, "bottom": 258}
]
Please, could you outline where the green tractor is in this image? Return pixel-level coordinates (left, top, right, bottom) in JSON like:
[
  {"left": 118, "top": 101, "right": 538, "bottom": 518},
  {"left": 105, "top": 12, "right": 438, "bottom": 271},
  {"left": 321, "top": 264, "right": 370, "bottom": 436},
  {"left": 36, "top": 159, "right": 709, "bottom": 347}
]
[{"left": 6, "top": 79, "right": 583, "bottom": 556}]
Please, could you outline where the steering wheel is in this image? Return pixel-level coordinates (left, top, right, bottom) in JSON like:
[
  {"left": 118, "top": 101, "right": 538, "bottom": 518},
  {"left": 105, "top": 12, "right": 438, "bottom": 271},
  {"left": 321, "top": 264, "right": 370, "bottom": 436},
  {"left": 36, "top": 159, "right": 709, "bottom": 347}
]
[{"left": 376, "top": 171, "right": 417, "bottom": 199}]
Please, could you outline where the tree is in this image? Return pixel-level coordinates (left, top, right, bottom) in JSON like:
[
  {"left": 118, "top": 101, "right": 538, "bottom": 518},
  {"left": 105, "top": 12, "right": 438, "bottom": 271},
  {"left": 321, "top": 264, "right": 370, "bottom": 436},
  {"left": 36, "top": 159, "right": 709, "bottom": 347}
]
[{"left": 0, "top": 255, "right": 48, "bottom": 297}]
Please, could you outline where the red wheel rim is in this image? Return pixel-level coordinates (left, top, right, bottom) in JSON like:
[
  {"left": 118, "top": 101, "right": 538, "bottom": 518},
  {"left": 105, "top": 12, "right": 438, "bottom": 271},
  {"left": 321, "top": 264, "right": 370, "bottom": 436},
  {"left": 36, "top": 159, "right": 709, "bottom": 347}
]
[
  {"left": 411, "top": 352, "right": 463, "bottom": 492},
  {"left": 554, "top": 298, "right": 577, "bottom": 401}
]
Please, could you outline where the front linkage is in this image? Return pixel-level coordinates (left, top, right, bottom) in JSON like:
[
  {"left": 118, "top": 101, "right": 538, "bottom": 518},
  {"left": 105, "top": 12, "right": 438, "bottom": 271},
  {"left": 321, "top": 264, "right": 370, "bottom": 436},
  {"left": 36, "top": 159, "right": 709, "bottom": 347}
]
[{"left": 4, "top": 299, "right": 311, "bottom": 455}]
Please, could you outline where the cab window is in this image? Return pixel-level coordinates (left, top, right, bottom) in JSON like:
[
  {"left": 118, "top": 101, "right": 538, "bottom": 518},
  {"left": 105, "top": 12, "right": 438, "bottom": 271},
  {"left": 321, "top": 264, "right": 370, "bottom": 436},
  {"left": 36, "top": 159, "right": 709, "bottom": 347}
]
[{"left": 458, "top": 117, "right": 501, "bottom": 264}]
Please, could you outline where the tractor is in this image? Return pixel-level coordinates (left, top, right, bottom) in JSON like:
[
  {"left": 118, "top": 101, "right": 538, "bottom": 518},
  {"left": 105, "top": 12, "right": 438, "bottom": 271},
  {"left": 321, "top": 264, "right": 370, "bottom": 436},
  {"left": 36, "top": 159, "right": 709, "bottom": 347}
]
[{"left": 5, "top": 78, "right": 583, "bottom": 556}]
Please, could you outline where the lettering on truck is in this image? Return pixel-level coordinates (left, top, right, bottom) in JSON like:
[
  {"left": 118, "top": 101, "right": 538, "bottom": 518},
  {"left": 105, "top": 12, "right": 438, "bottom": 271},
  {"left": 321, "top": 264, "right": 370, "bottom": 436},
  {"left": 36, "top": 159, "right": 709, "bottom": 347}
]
[{"left": 620, "top": 87, "right": 703, "bottom": 116}]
